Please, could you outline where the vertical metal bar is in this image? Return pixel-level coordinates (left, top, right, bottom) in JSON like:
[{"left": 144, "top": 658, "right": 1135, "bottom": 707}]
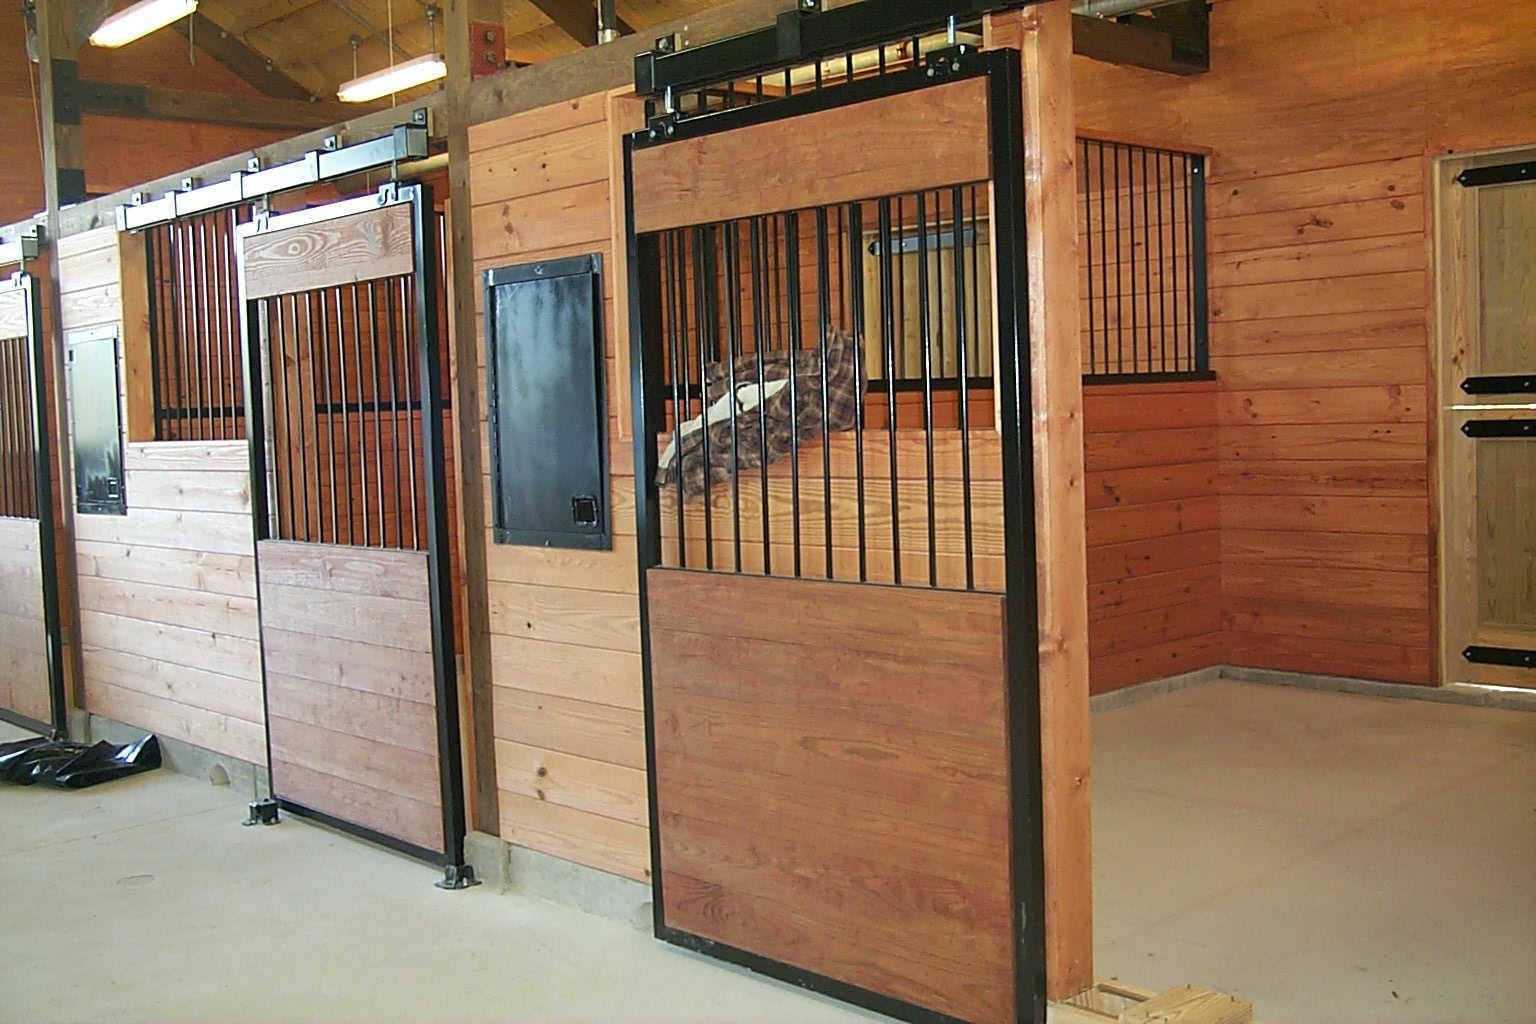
[
  {"left": 1155, "top": 149, "right": 1168, "bottom": 374},
  {"left": 400, "top": 275, "right": 420, "bottom": 551},
  {"left": 896, "top": 194, "right": 906, "bottom": 378},
  {"left": 225, "top": 211, "right": 242, "bottom": 438},
  {"left": 1168, "top": 151, "right": 1181, "bottom": 371},
  {"left": 691, "top": 225, "right": 714, "bottom": 570},
  {"left": 333, "top": 289, "right": 355, "bottom": 545},
  {"left": 877, "top": 196, "right": 900, "bottom": 585},
  {"left": 916, "top": 191, "right": 936, "bottom": 588},
  {"left": 970, "top": 184, "right": 982, "bottom": 377},
  {"left": 306, "top": 291, "right": 333, "bottom": 543},
  {"left": 750, "top": 217, "right": 771, "bottom": 575},
  {"left": 383, "top": 280, "right": 405, "bottom": 548},
  {"left": 1191, "top": 154, "right": 1209, "bottom": 373},
  {"left": 350, "top": 284, "right": 370, "bottom": 547},
  {"left": 1141, "top": 146, "right": 1153, "bottom": 374},
  {"left": 724, "top": 221, "right": 744, "bottom": 573},
  {"left": 1097, "top": 141, "right": 1110, "bottom": 379},
  {"left": 168, "top": 221, "right": 189, "bottom": 439},
  {"left": 814, "top": 205, "right": 833, "bottom": 580},
  {"left": 1127, "top": 144, "right": 1138, "bottom": 374},
  {"left": 664, "top": 232, "right": 688, "bottom": 567},
  {"left": 847, "top": 201, "right": 867, "bottom": 583},
  {"left": 987, "top": 51, "right": 1046, "bottom": 1023},
  {"left": 1112, "top": 142, "right": 1123, "bottom": 374},
  {"left": 184, "top": 219, "right": 205, "bottom": 440},
  {"left": 784, "top": 210, "right": 802, "bottom": 578},
  {"left": 366, "top": 282, "right": 386, "bottom": 549},
  {"left": 197, "top": 216, "right": 216, "bottom": 441},
  {"left": 144, "top": 228, "right": 166, "bottom": 441},
  {"left": 207, "top": 216, "right": 226, "bottom": 439},
  {"left": 267, "top": 297, "right": 289, "bottom": 538},
  {"left": 1082, "top": 140, "right": 1096, "bottom": 375},
  {"left": 953, "top": 185, "right": 974, "bottom": 591}
]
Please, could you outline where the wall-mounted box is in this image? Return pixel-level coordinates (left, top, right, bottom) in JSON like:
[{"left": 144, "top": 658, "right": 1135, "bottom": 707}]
[
  {"left": 66, "top": 325, "right": 127, "bottom": 516},
  {"left": 484, "top": 253, "right": 609, "bottom": 550}
]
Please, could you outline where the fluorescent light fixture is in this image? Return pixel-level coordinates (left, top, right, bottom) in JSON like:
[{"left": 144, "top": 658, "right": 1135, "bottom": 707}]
[
  {"left": 89, "top": 0, "right": 198, "bottom": 48},
  {"left": 337, "top": 53, "right": 447, "bottom": 103}
]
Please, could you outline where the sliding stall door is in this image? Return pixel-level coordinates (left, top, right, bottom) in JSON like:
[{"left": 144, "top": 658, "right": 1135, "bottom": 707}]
[
  {"left": 0, "top": 273, "right": 66, "bottom": 735},
  {"left": 629, "top": 52, "right": 1040, "bottom": 1024},
  {"left": 237, "top": 187, "right": 468, "bottom": 868},
  {"left": 1442, "top": 165, "right": 1536, "bottom": 688}
]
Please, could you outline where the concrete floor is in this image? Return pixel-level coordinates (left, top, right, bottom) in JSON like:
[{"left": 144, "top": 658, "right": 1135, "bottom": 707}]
[
  {"left": 1094, "top": 680, "right": 1536, "bottom": 1024},
  {"left": 3, "top": 679, "right": 1533, "bottom": 1023},
  {"left": 0, "top": 720, "right": 887, "bottom": 1024}
]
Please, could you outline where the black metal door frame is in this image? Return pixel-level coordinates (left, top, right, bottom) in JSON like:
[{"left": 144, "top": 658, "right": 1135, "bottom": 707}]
[
  {"left": 235, "top": 184, "right": 474, "bottom": 886},
  {"left": 624, "top": 46, "right": 1046, "bottom": 1024},
  {"left": 0, "top": 269, "right": 69, "bottom": 739}
]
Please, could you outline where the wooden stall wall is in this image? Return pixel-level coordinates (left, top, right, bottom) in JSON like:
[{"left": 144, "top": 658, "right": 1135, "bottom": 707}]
[
  {"left": 468, "top": 92, "right": 651, "bottom": 882},
  {"left": 58, "top": 228, "right": 265, "bottom": 764},
  {"left": 1075, "top": 0, "right": 1536, "bottom": 685},
  {"left": 1084, "top": 381, "right": 1220, "bottom": 693},
  {"left": 0, "top": 15, "right": 286, "bottom": 227}
]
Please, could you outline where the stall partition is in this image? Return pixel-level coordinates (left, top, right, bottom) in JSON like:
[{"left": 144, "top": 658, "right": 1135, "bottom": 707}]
[
  {"left": 628, "top": 36, "right": 1042, "bottom": 1024},
  {"left": 236, "top": 184, "right": 473, "bottom": 883},
  {"left": 0, "top": 271, "right": 66, "bottom": 735}
]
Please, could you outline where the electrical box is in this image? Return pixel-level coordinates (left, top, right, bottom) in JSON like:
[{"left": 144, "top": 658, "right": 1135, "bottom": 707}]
[
  {"left": 66, "top": 325, "right": 127, "bottom": 516},
  {"left": 484, "top": 254, "right": 610, "bottom": 551}
]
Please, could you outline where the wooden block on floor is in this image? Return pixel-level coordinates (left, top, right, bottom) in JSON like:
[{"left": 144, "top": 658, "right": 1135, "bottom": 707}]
[{"left": 1119, "top": 985, "right": 1254, "bottom": 1024}]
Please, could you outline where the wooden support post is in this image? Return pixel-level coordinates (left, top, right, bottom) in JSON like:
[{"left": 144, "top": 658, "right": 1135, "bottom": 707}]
[
  {"left": 445, "top": 0, "right": 504, "bottom": 835},
  {"left": 35, "top": 0, "right": 85, "bottom": 209},
  {"left": 987, "top": 0, "right": 1094, "bottom": 1002}
]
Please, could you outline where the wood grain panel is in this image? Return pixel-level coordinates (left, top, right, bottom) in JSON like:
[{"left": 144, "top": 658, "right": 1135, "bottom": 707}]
[
  {"left": 242, "top": 202, "right": 415, "bottom": 300},
  {"left": 258, "top": 539, "right": 444, "bottom": 853},
  {"left": 0, "top": 518, "right": 51, "bottom": 724},
  {"left": 0, "top": 288, "right": 25, "bottom": 339},
  {"left": 631, "top": 77, "right": 991, "bottom": 233},
  {"left": 647, "top": 569, "right": 1013, "bottom": 1024}
]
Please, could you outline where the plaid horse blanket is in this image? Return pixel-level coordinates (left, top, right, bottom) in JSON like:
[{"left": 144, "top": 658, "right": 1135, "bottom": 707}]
[{"left": 657, "top": 330, "right": 862, "bottom": 500}]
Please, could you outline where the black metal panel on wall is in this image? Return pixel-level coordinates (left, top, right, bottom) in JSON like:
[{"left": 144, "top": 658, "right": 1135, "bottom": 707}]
[{"left": 483, "top": 254, "right": 610, "bottom": 551}]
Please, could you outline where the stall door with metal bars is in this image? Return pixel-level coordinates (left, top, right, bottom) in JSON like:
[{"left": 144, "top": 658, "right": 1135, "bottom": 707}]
[
  {"left": 236, "top": 185, "right": 471, "bottom": 878},
  {"left": 0, "top": 272, "right": 66, "bottom": 735},
  {"left": 1443, "top": 160, "right": 1536, "bottom": 688},
  {"left": 629, "top": 45, "right": 1041, "bottom": 1024}
]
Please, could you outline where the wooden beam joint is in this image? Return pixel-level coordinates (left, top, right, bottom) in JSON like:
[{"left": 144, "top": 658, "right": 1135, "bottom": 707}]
[{"left": 1071, "top": 0, "right": 1209, "bottom": 76}]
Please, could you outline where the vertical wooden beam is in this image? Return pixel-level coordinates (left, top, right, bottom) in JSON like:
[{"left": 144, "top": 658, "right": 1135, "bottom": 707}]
[
  {"left": 35, "top": 0, "right": 86, "bottom": 211},
  {"left": 445, "top": 0, "right": 503, "bottom": 835},
  {"left": 987, "top": 0, "right": 1094, "bottom": 1001}
]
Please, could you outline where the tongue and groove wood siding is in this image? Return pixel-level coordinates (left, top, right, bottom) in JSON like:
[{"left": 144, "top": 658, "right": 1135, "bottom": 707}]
[
  {"left": 58, "top": 228, "right": 266, "bottom": 764},
  {"left": 469, "top": 92, "right": 652, "bottom": 882},
  {"left": 1075, "top": 0, "right": 1536, "bottom": 685}
]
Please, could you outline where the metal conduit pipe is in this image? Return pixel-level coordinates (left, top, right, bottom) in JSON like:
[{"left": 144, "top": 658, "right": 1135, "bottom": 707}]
[
  {"left": 1072, "top": 0, "right": 1190, "bottom": 16},
  {"left": 597, "top": 0, "right": 620, "bottom": 44}
]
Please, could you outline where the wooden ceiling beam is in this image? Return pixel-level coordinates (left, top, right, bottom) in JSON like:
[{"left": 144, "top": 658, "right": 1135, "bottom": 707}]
[
  {"left": 526, "top": 0, "right": 633, "bottom": 48},
  {"left": 70, "top": 79, "right": 372, "bottom": 132},
  {"left": 172, "top": 12, "right": 319, "bottom": 100},
  {"left": 1071, "top": 0, "right": 1209, "bottom": 76}
]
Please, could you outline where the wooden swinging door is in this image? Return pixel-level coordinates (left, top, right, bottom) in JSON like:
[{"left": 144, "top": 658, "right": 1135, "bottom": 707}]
[
  {"left": 628, "top": 46, "right": 1042, "bottom": 1024},
  {"left": 236, "top": 185, "right": 471, "bottom": 879},
  {"left": 1438, "top": 153, "right": 1536, "bottom": 689},
  {"left": 0, "top": 271, "right": 67, "bottom": 736}
]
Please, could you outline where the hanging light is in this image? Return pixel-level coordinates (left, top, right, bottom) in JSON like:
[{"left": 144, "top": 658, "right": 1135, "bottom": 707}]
[
  {"left": 337, "top": 3, "right": 444, "bottom": 103},
  {"left": 337, "top": 51, "right": 446, "bottom": 102},
  {"left": 89, "top": 0, "right": 199, "bottom": 48}
]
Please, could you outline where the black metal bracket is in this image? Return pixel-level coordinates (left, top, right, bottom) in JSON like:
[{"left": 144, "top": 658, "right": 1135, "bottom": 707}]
[
  {"left": 1464, "top": 646, "right": 1536, "bottom": 670},
  {"left": 1461, "top": 419, "right": 1536, "bottom": 439},
  {"left": 1456, "top": 160, "right": 1536, "bottom": 188},
  {"left": 243, "top": 798, "right": 280, "bottom": 827},
  {"left": 1461, "top": 374, "right": 1536, "bottom": 397},
  {"left": 435, "top": 863, "right": 482, "bottom": 890},
  {"left": 633, "top": 0, "right": 1033, "bottom": 101}
]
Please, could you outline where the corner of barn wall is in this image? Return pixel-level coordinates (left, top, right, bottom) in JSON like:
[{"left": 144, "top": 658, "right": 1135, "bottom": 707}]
[
  {"left": 1069, "top": 0, "right": 1536, "bottom": 689},
  {"left": 467, "top": 89, "right": 652, "bottom": 885}
]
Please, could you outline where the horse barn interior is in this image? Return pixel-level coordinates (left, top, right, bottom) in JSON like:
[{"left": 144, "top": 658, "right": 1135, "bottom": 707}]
[{"left": 0, "top": 0, "right": 1533, "bottom": 1022}]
